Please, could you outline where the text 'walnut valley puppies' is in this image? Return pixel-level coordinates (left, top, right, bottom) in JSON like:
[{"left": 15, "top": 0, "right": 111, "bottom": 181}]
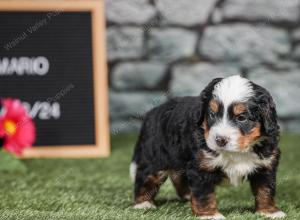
[{"left": 130, "top": 75, "right": 286, "bottom": 219}]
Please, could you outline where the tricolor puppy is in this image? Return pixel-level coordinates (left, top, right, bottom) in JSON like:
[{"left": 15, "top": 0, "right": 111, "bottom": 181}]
[{"left": 130, "top": 75, "right": 286, "bottom": 219}]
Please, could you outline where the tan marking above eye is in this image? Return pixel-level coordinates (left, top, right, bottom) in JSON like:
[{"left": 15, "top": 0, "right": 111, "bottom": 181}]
[
  {"left": 233, "top": 103, "right": 247, "bottom": 115},
  {"left": 209, "top": 100, "right": 219, "bottom": 113}
]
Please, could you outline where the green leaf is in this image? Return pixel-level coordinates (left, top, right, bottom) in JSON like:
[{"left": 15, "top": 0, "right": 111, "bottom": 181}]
[{"left": 0, "top": 150, "right": 27, "bottom": 173}]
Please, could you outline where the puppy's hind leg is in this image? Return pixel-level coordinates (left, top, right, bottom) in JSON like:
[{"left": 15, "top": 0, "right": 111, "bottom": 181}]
[
  {"left": 170, "top": 170, "right": 191, "bottom": 201},
  {"left": 133, "top": 166, "right": 167, "bottom": 209}
]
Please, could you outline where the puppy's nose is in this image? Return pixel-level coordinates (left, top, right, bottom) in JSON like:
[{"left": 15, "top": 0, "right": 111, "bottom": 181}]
[{"left": 215, "top": 136, "right": 228, "bottom": 147}]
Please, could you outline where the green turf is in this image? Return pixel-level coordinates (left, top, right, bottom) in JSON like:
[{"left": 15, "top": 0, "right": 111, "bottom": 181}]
[{"left": 0, "top": 134, "right": 299, "bottom": 220}]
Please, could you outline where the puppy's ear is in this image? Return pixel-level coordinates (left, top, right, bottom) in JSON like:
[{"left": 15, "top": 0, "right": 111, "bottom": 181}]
[
  {"left": 254, "top": 85, "right": 279, "bottom": 138},
  {"left": 198, "top": 78, "right": 223, "bottom": 123}
]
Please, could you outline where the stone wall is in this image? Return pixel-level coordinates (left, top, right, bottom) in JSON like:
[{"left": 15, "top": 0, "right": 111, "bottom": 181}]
[{"left": 106, "top": 0, "right": 300, "bottom": 134}]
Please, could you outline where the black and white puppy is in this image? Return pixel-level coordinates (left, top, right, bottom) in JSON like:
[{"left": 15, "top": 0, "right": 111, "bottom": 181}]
[{"left": 130, "top": 75, "right": 286, "bottom": 219}]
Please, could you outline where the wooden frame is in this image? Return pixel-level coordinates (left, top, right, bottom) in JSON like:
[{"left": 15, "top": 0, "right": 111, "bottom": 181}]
[{"left": 0, "top": 0, "right": 110, "bottom": 158}]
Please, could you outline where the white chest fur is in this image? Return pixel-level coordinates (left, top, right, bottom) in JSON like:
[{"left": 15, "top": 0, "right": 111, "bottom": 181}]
[{"left": 203, "top": 151, "right": 273, "bottom": 186}]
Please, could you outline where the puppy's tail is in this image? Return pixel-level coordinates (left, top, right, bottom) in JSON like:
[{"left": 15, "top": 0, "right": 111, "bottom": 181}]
[
  {"left": 130, "top": 141, "right": 141, "bottom": 182},
  {"left": 129, "top": 161, "right": 137, "bottom": 182},
  {"left": 129, "top": 128, "right": 144, "bottom": 182}
]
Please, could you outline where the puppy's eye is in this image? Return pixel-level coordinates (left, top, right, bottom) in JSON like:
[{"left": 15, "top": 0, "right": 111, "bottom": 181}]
[
  {"left": 236, "top": 115, "right": 247, "bottom": 122},
  {"left": 209, "top": 112, "right": 215, "bottom": 119}
]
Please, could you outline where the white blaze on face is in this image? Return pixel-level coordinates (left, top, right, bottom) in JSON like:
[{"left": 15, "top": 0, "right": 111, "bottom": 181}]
[{"left": 206, "top": 75, "right": 254, "bottom": 152}]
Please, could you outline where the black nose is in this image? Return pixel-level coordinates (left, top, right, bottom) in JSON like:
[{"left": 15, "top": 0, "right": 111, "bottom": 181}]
[{"left": 215, "top": 136, "right": 228, "bottom": 147}]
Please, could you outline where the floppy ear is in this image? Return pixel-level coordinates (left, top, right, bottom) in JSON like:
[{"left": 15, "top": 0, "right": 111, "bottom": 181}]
[
  {"left": 255, "top": 85, "right": 279, "bottom": 138},
  {"left": 197, "top": 78, "right": 223, "bottom": 125}
]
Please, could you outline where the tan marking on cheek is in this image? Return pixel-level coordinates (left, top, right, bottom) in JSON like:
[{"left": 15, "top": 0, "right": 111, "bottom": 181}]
[
  {"left": 200, "top": 121, "right": 216, "bottom": 171},
  {"left": 238, "top": 123, "right": 261, "bottom": 150},
  {"left": 209, "top": 99, "right": 219, "bottom": 113},
  {"left": 191, "top": 193, "right": 218, "bottom": 216},
  {"left": 202, "top": 119, "right": 209, "bottom": 141},
  {"left": 233, "top": 103, "right": 247, "bottom": 115}
]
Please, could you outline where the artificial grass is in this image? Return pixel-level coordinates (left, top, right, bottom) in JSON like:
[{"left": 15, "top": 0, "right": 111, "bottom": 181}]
[{"left": 0, "top": 134, "right": 299, "bottom": 220}]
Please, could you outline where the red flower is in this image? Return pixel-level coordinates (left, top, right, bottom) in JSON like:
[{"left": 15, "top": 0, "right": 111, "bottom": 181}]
[{"left": 0, "top": 98, "right": 36, "bottom": 155}]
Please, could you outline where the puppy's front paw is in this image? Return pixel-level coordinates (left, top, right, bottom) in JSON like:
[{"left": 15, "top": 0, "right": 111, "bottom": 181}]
[
  {"left": 180, "top": 193, "right": 191, "bottom": 201},
  {"left": 133, "top": 201, "right": 156, "bottom": 209},
  {"left": 198, "top": 213, "right": 226, "bottom": 220},
  {"left": 259, "top": 210, "right": 286, "bottom": 219}
]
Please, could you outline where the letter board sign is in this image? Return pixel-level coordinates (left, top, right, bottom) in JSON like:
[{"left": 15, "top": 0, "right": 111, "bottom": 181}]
[{"left": 0, "top": 0, "right": 110, "bottom": 157}]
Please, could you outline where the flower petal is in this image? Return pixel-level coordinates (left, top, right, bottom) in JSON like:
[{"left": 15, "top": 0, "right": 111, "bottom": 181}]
[
  {"left": 14, "top": 118, "right": 36, "bottom": 147},
  {"left": 3, "top": 138, "right": 23, "bottom": 155},
  {"left": 0, "top": 118, "right": 7, "bottom": 137},
  {"left": 2, "top": 98, "right": 28, "bottom": 120},
  {"left": 1, "top": 98, "right": 36, "bottom": 155}
]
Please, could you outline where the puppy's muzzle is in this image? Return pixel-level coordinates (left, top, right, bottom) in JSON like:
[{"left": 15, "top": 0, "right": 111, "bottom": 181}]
[{"left": 215, "top": 136, "right": 229, "bottom": 147}]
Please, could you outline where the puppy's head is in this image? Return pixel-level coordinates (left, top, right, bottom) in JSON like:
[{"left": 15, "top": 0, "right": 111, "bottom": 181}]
[{"left": 200, "top": 75, "right": 278, "bottom": 153}]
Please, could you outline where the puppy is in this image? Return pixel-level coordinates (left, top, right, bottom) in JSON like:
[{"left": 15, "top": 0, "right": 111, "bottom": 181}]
[{"left": 130, "top": 75, "right": 286, "bottom": 219}]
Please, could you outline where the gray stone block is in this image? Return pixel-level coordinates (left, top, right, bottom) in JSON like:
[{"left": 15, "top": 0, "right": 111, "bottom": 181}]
[
  {"left": 107, "top": 27, "right": 144, "bottom": 61},
  {"left": 271, "top": 61, "right": 299, "bottom": 70},
  {"left": 248, "top": 68, "right": 300, "bottom": 117},
  {"left": 106, "top": 0, "right": 156, "bottom": 24},
  {"left": 112, "top": 62, "right": 167, "bottom": 90},
  {"left": 292, "top": 28, "right": 300, "bottom": 42},
  {"left": 109, "top": 90, "right": 168, "bottom": 119},
  {"left": 211, "top": 8, "right": 223, "bottom": 24},
  {"left": 292, "top": 45, "right": 300, "bottom": 60},
  {"left": 148, "top": 28, "right": 197, "bottom": 62},
  {"left": 280, "top": 119, "right": 300, "bottom": 133},
  {"left": 199, "top": 24, "right": 290, "bottom": 68},
  {"left": 156, "top": 0, "right": 218, "bottom": 26},
  {"left": 170, "top": 63, "right": 240, "bottom": 97},
  {"left": 221, "top": 0, "right": 299, "bottom": 23},
  {"left": 110, "top": 119, "right": 142, "bottom": 134}
]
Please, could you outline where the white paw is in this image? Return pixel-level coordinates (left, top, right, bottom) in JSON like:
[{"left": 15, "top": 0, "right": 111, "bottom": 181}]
[
  {"left": 199, "top": 213, "right": 226, "bottom": 220},
  {"left": 260, "top": 211, "right": 286, "bottom": 219},
  {"left": 183, "top": 194, "right": 191, "bottom": 200},
  {"left": 133, "top": 201, "right": 156, "bottom": 209}
]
